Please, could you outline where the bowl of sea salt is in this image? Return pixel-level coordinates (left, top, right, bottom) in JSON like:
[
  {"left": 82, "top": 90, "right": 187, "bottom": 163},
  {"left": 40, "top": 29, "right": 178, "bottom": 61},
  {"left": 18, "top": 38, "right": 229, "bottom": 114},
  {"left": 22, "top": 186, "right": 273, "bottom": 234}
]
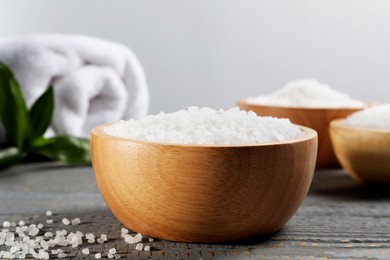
[
  {"left": 330, "top": 104, "right": 390, "bottom": 184},
  {"left": 238, "top": 79, "right": 366, "bottom": 168},
  {"left": 90, "top": 107, "right": 317, "bottom": 243}
]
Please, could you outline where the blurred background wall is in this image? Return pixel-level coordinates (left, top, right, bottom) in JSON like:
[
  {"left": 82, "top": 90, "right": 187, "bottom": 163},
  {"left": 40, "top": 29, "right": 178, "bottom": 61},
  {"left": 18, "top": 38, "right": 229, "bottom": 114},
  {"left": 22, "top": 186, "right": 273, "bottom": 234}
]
[{"left": 0, "top": 0, "right": 389, "bottom": 114}]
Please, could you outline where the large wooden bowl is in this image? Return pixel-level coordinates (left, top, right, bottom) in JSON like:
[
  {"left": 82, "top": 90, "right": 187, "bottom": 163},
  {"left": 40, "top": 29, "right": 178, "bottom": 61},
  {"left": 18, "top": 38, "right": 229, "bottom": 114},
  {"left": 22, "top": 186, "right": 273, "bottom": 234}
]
[
  {"left": 238, "top": 99, "right": 363, "bottom": 168},
  {"left": 330, "top": 119, "right": 390, "bottom": 184},
  {"left": 91, "top": 124, "right": 317, "bottom": 243}
]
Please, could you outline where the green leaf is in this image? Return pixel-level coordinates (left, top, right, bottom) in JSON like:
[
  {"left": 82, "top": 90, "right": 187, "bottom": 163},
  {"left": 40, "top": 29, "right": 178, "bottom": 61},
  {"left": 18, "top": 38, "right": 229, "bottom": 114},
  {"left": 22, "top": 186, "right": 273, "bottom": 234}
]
[
  {"left": 0, "top": 147, "right": 25, "bottom": 170},
  {"left": 30, "top": 136, "right": 91, "bottom": 164},
  {"left": 29, "top": 85, "right": 54, "bottom": 139},
  {"left": 0, "top": 62, "right": 30, "bottom": 148}
]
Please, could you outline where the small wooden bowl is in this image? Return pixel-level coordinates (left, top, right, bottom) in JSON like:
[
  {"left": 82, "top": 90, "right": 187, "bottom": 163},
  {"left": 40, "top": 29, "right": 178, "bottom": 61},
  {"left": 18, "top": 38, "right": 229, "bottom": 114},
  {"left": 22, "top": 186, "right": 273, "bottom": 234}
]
[
  {"left": 238, "top": 99, "right": 364, "bottom": 168},
  {"left": 91, "top": 124, "right": 317, "bottom": 243},
  {"left": 330, "top": 119, "right": 390, "bottom": 184}
]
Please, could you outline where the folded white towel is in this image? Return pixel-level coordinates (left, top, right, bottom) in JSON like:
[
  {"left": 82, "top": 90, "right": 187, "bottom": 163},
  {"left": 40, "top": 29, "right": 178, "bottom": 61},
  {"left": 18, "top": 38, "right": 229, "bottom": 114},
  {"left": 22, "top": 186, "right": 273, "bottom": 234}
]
[{"left": 0, "top": 34, "right": 149, "bottom": 138}]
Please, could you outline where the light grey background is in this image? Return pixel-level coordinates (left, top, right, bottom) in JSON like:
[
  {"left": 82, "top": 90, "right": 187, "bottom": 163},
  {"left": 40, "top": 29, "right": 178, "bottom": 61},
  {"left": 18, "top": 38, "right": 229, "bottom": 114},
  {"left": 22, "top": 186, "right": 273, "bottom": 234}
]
[{"left": 0, "top": 0, "right": 389, "bottom": 114}]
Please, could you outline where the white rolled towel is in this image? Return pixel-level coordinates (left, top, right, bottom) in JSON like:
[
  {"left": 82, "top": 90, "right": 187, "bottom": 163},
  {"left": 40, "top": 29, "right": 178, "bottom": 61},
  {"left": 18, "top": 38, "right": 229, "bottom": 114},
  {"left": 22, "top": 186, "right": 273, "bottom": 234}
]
[{"left": 0, "top": 34, "right": 149, "bottom": 139}]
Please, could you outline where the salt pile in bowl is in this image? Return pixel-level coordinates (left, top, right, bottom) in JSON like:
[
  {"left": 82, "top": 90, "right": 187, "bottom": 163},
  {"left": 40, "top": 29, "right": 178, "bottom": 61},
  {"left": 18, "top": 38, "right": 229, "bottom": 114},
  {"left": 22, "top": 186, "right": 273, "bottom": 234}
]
[
  {"left": 247, "top": 79, "right": 364, "bottom": 108},
  {"left": 104, "top": 107, "right": 304, "bottom": 145},
  {"left": 344, "top": 104, "right": 390, "bottom": 130}
]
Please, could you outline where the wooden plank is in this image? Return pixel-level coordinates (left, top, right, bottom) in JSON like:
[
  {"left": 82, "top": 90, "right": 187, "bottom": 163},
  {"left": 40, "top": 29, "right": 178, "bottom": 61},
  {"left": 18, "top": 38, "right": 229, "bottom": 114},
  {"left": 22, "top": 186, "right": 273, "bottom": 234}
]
[{"left": 0, "top": 164, "right": 389, "bottom": 259}]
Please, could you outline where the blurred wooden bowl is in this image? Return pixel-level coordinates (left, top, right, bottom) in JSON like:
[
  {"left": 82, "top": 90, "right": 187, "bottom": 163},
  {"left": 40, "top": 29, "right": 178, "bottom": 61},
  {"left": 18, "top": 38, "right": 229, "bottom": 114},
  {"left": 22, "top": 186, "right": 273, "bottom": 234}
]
[
  {"left": 238, "top": 99, "right": 364, "bottom": 168},
  {"left": 330, "top": 119, "right": 390, "bottom": 184},
  {"left": 91, "top": 124, "right": 317, "bottom": 243}
]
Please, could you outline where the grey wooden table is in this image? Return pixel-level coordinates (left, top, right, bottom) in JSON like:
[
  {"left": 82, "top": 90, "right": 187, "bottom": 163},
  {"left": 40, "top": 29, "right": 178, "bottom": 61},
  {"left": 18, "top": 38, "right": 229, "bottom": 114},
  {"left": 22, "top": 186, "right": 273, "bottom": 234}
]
[{"left": 1, "top": 163, "right": 390, "bottom": 260}]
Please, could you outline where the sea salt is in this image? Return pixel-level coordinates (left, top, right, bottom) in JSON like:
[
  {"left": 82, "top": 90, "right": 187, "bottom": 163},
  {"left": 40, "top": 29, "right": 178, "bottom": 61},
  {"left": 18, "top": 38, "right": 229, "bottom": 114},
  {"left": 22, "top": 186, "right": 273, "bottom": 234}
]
[
  {"left": 95, "top": 253, "right": 102, "bottom": 259},
  {"left": 45, "top": 211, "right": 53, "bottom": 217},
  {"left": 105, "top": 107, "right": 303, "bottom": 144},
  {"left": 344, "top": 103, "right": 390, "bottom": 130},
  {"left": 62, "top": 218, "right": 70, "bottom": 226},
  {"left": 247, "top": 79, "right": 364, "bottom": 108}
]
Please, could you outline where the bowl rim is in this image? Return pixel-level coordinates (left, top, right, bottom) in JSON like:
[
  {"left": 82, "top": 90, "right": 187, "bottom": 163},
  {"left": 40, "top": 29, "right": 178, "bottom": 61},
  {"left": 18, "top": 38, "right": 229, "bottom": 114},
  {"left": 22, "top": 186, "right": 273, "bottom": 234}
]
[
  {"left": 237, "top": 98, "right": 370, "bottom": 111},
  {"left": 330, "top": 118, "right": 390, "bottom": 134},
  {"left": 91, "top": 123, "right": 317, "bottom": 148}
]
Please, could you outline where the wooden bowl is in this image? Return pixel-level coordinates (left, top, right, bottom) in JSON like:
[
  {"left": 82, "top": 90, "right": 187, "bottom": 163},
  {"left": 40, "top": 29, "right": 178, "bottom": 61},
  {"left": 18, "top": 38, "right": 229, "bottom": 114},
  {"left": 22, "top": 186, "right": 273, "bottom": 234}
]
[
  {"left": 330, "top": 119, "right": 390, "bottom": 184},
  {"left": 91, "top": 124, "right": 317, "bottom": 243},
  {"left": 238, "top": 99, "right": 364, "bottom": 168}
]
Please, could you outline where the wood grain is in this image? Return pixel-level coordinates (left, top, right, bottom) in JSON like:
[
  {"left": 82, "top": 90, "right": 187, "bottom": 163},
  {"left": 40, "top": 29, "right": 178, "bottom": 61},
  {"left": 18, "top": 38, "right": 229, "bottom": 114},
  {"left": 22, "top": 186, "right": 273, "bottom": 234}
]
[
  {"left": 238, "top": 100, "right": 363, "bottom": 168},
  {"left": 330, "top": 119, "right": 390, "bottom": 184},
  {"left": 91, "top": 124, "right": 317, "bottom": 243}
]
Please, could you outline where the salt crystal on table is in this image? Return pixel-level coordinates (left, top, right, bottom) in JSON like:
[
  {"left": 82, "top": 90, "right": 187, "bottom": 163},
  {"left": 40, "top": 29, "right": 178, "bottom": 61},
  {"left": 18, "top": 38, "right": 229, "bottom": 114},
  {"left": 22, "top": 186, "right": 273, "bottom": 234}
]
[
  {"left": 2, "top": 221, "right": 11, "bottom": 228},
  {"left": 135, "top": 243, "right": 143, "bottom": 251},
  {"left": 95, "top": 253, "right": 102, "bottom": 259},
  {"left": 62, "top": 218, "right": 70, "bottom": 225},
  {"left": 82, "top": 248, "right": 90, "bottom": 255},
  {"left": 71, "top": 217, "right": 81, "bottom": 225},
  {"left": 45, "top": 211, "right": 53, "bottom": 217}
]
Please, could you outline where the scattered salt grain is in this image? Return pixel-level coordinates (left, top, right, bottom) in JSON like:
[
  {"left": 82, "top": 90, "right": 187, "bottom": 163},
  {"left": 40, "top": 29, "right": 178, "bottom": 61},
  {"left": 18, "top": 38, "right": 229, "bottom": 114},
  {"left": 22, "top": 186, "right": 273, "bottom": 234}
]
[
  {"left": 247, "top": 79, "right": 364, "bottom": 108},
  {"left": 109, "top": 248, "right": 117, "bottom": 254},
  {"left": 100, "top": 234, "right": 108, "bottom": 241},
  {"left": 18, "top": 221, "right": 25, "bottom": 226},
  {"left": 115, "top": 254, "right": 121, "bottom": 259},
  {"left": 2, "top": 221, "right": 10, "bottom": 228},
  {"left": 95, "top": 253, "right": 102, "bottom": 259},
  {"left": 28, "top": 227, "right": 39, "bottom": 236},
  {"left": 45, "top": 210, "right": 53, "bottom": 217},
  {"left": 46, "top": 219, "right": 53, "bottom": 224},
  {"left": 44, "top": 232, "right": 53, "bottom": 238},
  {"left": 135, "top": 243, "right": 143, "bottom": 251},
  {"left": 105, "top": 107, "right": 303, "bottom": 145},
  {"left": 71, "top": 217, "right": 81, "bottom": 226},
  {"left": 58, "top": 252, "right": 67, "bottom": 258},
  {"left": 82, "top": 248, "right": 90, "bottom": 255},
  {"left": 121, "top": 228, "right": 128, "bottom": 234},
  {"left": 148, "top": 237, "right": 154, "bottom": 242},
  {"left": 62, "top": 218, "right": 70, "bottom": 225},
  {"left": 144, "top": 245, "right": 151, "bottom": 251},
  {"left": 37, "top": 223, "right": 44, "bottom": 229},
  {"left": 344, "top": 104, "right": 390, "bottom": 130}
]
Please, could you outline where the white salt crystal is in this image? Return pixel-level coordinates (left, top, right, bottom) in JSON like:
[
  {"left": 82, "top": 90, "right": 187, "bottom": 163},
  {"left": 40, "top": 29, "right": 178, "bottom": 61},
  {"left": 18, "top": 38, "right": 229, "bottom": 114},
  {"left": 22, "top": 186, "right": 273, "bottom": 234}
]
[
  {"left": 58, "top": 252, "right": 67, "bottom": 258},
  {"left": 18, "top": 221, "right": 25, "bottom": 226},
  {"left": 109, "top": 248, "right": 117, "bottom": 254},
  {"left": 344, "top": 103, "right": 390, "bottom": 130},
  {"left": 45, "top": 211, "right": 53, "bottom": 217},
  {"left": 95, "top": 253, "right": 102, "bottom": 259},
  {"left": 121, "top": 228, "right": 128, "bottom": 234},
  {"left": 82, "top": 248, "right": 90, "bottom": 255},
  {"left": 71, "top": 217, "right": 81, "bottom": 225},
  {"left": 2, "top": 221, "right": 11, "bottom": 228},
  {"left": 44, "top": 232, "right": 53, "bottom": 238},
  {"left": 148, "top": 238, "right": 154, "bottom": 242},
  {"left": 135, "top": 243, "right": 143, "bottom": 251},
  {"left": 100, "top": 234, "right": 108, "bottom": 241},
  {"left": 28, "top": 228, "right": 39, "bottom": 236},
  {"left": 97, "top": 238, "right": 104, "bottom": 244},
  {"left": 134, "top": 233, "right": 142, "bottom": 241},
  {"left": 115, "top": 254, "right": 121, "bottom": 259},
  {"left": 62, "top": 218, "right": 70, "bottom": 225},
  {"left": 104, "top": 107, "right": 304, "bottom": 145},
  {"left": 46, "top": 219, "right": 53, "bottom": 224},
  {"left": 247, "top": 79, "right": 364, "bottom": 108},
  {"left": 108, "top": 253, "right": 114, "bottom": 259},
  {"left": 144, "top": 245, "right": 151, "bottom": 251},
  {"left": 37, "top": 223, "right": 43, "bottom": 229},
  {"left": 86, "top": 233, "right": 95, "bottom": 240},
  {"left": 11, "top": 222, "right": 16, "bottom": 227}
]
